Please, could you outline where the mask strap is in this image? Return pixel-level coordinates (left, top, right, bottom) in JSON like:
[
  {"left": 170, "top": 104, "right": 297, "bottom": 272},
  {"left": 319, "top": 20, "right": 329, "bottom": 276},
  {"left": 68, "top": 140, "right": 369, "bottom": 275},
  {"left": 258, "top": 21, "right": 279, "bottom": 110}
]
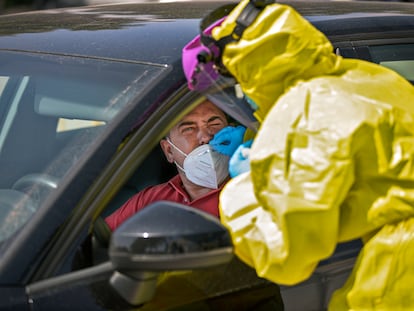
[
  {"left": 166, "top": 137, "right": 187, "bottom": 172},
  {"left": 174, "top": 161, "right": 185, "bottom": 173},
  {"left": 166, "top": 137, "right": 188, "bottom": 157}
]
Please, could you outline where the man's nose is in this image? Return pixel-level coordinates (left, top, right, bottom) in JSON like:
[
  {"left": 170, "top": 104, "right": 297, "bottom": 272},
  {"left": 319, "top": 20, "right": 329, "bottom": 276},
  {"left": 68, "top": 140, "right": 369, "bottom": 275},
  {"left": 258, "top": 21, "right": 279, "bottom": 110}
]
[{"left": 198, "top": 127, "right": 214, "bottom": 144}]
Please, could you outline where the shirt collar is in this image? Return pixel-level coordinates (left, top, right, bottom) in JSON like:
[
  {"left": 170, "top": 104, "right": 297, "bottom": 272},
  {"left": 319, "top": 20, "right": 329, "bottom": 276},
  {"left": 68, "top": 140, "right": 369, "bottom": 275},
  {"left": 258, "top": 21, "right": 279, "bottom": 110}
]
[{"left": 168, "top": 174, "right": 228, "bottom": 199}]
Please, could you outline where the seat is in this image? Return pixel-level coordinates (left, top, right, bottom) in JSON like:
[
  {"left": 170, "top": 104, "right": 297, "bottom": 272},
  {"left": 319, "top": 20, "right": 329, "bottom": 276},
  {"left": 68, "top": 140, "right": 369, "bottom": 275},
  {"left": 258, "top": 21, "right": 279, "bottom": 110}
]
[
  {"left": 101, "top": 144, "right": 176, "bottom": 218},
  {"left": 91, "top": 145, "right": 176, "bottom": 263}
]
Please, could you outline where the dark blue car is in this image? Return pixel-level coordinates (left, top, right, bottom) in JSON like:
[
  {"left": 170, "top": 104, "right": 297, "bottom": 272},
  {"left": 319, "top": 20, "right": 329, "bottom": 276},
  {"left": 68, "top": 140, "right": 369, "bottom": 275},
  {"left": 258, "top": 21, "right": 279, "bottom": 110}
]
[{"left": 0, "top": 1, "right": 413, "bottom": 310}]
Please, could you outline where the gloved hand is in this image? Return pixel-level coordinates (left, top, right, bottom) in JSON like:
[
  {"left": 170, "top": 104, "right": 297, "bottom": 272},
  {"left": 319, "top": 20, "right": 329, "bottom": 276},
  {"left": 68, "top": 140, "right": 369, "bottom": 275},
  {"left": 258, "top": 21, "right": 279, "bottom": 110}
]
[
  {"left": 229, "top": 139, "right": 253, "bottom": 178},
  {"left": 209, "top": 125, "right": 246, "bottom": 156}
]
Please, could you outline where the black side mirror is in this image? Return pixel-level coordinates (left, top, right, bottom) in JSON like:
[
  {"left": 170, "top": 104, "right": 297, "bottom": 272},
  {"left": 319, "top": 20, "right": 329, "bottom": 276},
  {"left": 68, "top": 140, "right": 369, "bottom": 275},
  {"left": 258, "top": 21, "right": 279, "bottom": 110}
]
[{"left": 108, "top": 201, "right": 233, "bottom": 306}]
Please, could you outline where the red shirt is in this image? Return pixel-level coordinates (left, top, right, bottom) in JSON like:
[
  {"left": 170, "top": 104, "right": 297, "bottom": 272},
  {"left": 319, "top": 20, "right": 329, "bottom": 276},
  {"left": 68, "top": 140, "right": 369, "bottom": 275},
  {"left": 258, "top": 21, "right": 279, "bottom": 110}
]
[{"left": 105, "top": 175, "right": 224, "bottom": 231}]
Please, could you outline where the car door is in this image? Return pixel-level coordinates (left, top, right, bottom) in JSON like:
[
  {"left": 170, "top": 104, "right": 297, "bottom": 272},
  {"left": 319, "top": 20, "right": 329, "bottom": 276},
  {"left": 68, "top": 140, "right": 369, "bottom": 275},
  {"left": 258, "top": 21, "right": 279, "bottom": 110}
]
[{"left": 19, "top": 87, "right": 283, "bottom": 311}]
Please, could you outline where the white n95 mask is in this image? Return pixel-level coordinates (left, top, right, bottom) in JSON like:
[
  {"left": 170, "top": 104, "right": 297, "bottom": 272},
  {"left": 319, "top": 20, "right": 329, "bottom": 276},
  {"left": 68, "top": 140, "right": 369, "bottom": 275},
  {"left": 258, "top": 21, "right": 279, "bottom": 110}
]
[{"left": 167, "top": 139, "right": 229, "bottom": 189}]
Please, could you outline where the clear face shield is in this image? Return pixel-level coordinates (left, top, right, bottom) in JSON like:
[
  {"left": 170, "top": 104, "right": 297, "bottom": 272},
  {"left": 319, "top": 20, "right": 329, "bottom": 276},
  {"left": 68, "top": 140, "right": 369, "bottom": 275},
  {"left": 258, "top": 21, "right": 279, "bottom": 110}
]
[
  {"left": 204, "top": 78, "right": 259, "bottom": 132},
  {"left": 181, "top": 3, "right": 259, "bottom": 132},
  {"left": 182, "top": 43, "right": 258, "bottom": 132},
  {"left": 182, "top": 1, "right": 274, "bottom": 132}
]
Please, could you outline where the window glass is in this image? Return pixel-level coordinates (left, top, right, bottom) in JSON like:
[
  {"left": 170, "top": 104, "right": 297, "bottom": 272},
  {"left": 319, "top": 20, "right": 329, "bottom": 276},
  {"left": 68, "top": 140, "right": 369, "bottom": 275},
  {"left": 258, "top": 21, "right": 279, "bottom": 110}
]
[
  {"left": 0, "top": 76, "right": 8, "bottom": 95},
  {"left": 369, "top": 44, "right": 414, "bottom": 83},
  {"left": 380, "top": 60, "right": 414, "bottom": 82},
  {"left": 0, "top": 50, "right": 166, "bottom": 245}
]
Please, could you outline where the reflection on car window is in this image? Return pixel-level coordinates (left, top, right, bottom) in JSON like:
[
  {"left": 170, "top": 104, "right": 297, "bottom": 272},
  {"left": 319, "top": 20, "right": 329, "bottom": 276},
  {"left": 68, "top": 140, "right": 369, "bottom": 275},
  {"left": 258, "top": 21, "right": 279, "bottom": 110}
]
[
  {"left": 0, "top": 50, "right": 167, "bottom": 248},
  {"left": 0, "top": 76, "right": 8, "bottom": 95},
  {"left": 57, "top": 118, "right": 106, "bottom": 132},
  {"left": 380, "top": 60, "right": 414, "bottom": 83},
  {"left": 370, "top": 44, "right": 414, "bottom": 84}
]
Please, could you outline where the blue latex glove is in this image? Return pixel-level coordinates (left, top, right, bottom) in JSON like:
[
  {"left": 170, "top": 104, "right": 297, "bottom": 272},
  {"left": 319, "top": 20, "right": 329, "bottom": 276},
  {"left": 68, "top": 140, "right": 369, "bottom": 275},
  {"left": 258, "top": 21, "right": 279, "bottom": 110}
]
[
  {"left": 229, "top": 139, "right": 253, "bottom": 178},
  {"left": 209, "top": 125, "right": 246, "bottom": 156}
]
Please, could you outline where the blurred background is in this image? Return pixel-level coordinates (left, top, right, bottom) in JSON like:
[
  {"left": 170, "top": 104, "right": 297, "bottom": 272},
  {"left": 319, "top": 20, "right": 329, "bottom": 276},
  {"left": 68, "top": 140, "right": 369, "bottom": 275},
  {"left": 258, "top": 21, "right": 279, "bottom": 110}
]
[
  {"left": 0, "top": 0, "right": 413, "bottom": 15},
  {"left": 0, "top": 0, "right": 133, "bottom": 14},
  {"left": 0, "top": 0, "right": 80, "bottom": 13}
]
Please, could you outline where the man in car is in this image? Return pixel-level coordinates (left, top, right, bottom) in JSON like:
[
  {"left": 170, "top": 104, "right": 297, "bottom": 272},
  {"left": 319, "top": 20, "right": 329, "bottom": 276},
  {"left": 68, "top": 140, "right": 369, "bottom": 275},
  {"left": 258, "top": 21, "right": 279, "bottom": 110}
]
[
  {"left": 104, "top": 98, "right": 285, "bottom": 311},
  {"left": 105, "top": 98, "right": 244, "bottom": 231}
]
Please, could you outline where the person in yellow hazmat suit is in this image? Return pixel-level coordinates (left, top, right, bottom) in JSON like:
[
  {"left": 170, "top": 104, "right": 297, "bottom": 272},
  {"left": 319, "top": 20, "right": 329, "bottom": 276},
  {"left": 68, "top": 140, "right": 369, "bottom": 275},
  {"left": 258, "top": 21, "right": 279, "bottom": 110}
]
[{"left": 181, "top": 0, "right": 414, "bottom": 310}]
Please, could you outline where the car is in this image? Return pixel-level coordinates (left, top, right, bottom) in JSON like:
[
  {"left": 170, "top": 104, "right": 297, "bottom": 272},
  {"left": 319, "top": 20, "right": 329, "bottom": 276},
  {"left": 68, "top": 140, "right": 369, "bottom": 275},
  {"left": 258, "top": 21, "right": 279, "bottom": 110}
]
[{"left": 0, "top": 1, "right": 413, "bottom": 310}]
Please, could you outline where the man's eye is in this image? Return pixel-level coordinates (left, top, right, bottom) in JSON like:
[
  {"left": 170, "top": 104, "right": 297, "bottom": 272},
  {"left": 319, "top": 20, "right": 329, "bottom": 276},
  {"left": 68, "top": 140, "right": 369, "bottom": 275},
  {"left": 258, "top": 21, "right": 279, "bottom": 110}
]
[
  {"left": 209, "top": 122, "right": 224, "bottom": 129},
  {"left": 182, "top": 127, "right": 195, "bottom": 133}
]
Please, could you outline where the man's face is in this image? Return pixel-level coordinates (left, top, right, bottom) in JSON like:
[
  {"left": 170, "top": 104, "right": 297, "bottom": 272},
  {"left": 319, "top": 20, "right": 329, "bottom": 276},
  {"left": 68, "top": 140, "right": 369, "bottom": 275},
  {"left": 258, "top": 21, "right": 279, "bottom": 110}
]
[{"left": 161, "top": 100, "right": 228, "bottom": 167}]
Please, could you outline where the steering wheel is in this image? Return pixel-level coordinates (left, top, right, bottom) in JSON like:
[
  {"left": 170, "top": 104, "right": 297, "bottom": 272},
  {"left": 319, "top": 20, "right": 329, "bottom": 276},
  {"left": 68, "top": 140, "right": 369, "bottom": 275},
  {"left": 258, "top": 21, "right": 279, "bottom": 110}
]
[
  {"left": 0, "top": 189, "right": 37, "bottom": 240},
  {"left": 13, "top": 173, "right": 59, "bottom": 191},
  {"left": 12, "top": 173, "right": 59, "bottom": 203}
]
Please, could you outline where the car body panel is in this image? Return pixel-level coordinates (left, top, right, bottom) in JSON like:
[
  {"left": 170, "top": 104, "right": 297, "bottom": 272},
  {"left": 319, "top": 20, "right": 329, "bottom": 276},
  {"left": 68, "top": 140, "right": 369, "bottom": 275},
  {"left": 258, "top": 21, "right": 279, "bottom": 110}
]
[
  {"left": 0, "top": 1, "right": 413, "bottom": 310},
  {"left": 0, "top": 1, "right": 413, "bottom": 60}
]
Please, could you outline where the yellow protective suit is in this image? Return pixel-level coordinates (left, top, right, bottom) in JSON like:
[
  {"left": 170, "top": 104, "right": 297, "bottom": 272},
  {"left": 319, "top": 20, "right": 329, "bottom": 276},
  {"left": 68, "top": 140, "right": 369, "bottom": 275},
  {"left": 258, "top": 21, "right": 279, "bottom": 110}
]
[{"left": 211, "top": 1, "right": 414, "bottom": 310}]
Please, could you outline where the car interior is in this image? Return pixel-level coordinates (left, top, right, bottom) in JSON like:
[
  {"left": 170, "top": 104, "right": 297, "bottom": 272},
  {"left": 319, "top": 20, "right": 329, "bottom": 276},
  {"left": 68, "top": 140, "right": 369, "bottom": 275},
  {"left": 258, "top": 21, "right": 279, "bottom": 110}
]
[{"left": 100, "top": 144, "right": 177, "bottom": 219}]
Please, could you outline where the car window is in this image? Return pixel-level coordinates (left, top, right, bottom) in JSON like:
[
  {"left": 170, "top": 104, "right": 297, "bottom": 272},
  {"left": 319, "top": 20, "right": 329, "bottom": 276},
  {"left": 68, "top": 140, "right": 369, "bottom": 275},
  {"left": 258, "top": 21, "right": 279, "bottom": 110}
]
[
  {"left": 369, "top": 44, "right": 414, "bottom": 84},
  {"left": 0, "top": 50, "right": 167, "bottom": 248},
  {"left": 86, "top": 109, "right": 282, "bottom": 310}
]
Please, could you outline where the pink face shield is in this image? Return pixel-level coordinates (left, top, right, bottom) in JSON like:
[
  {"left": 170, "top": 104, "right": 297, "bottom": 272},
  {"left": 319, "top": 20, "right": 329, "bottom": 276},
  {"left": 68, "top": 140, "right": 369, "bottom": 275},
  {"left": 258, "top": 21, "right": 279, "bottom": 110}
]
[
  {"left": 181, "top": 14, "right": 258, "bottom": 131},
  {"left": 181, "top": 1, "right": 272, "bottom": 131},
  {"left": 182, "top": 24, "right": 259, "bottom": 131},
  {"left": 182, "top": 17, "right": 225, "bottom": 91}
]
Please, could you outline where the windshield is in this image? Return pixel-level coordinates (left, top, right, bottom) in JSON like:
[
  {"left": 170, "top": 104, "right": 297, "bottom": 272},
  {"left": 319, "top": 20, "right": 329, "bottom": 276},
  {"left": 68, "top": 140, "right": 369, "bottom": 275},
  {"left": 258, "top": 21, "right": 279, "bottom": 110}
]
[{"left": 0, "top": 50, "right": 166, "bottom": 245}]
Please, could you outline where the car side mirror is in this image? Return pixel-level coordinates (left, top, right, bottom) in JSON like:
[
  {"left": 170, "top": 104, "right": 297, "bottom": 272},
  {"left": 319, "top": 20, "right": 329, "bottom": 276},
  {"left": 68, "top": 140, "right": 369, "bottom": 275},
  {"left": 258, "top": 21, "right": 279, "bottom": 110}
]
[{"left": 108, "top": 201, "right": 233, "bottom": 306}]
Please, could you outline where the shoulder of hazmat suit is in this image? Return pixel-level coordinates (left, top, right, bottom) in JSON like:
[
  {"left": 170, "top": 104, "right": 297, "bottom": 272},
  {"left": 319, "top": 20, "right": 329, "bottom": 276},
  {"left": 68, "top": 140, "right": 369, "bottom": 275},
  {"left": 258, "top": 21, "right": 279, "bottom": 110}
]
[{"left": 211, "top": 0, "right": 414, "bottom": 309}]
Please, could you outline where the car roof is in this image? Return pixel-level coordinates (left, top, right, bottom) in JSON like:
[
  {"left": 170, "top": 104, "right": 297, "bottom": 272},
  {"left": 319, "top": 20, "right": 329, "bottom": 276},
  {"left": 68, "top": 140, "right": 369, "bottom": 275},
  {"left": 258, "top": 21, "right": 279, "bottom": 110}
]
[{"left": 0, "top": 1, "right": 413, "bottom": 64}]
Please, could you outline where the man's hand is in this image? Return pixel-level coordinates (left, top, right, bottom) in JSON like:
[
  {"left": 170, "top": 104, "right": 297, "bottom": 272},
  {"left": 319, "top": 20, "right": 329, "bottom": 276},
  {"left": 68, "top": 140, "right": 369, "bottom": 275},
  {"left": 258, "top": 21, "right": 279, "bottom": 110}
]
[
  {"left": 229, "top": 139, "right": 253, "bottom": 178},
  {"left": 209, "top": 125, "right": 246, "bottom": 156}
]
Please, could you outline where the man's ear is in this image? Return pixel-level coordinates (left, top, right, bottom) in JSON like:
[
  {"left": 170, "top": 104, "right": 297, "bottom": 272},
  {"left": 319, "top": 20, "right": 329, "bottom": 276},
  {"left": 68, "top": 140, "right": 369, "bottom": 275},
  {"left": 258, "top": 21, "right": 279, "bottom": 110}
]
[{"left": 160, "top": 139, "right": 174, "bottom": 163}]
